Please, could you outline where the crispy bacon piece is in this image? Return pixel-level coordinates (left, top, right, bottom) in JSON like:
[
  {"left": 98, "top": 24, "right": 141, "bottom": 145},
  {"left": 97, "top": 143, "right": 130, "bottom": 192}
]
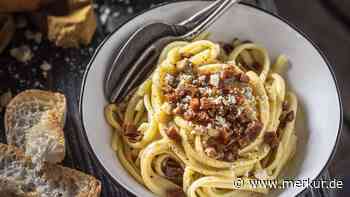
[
  {"left": 190, "top": 98, "right": 200, "bottom": 111},
  {"left": 124, "top": 132, "right": 143, "bottom": 143},
  {"left": 200, "top": 97, "right": 214, "bottom": 110},
  {"left": 238, "top": 136, "right": 250, "bottom": 147},
  {"left": 166, "top": 126, "right": 182, "bottom": 143},
  {"left": 163, "top": 158, "right": 184, "bottom": 178},
  {"left": 183, "top": 84, "right": 199, "bottom": 97},
  {"left": 164, "top": 167, "right": 183, "bottom": 179},
  {"left": 216, "top": 127, "right": 231, "bottom": 145},
  {"left": 237, "top": 109, "right": 251, "bottom": 124},
  {"left": 183, "top": 110, "right": 195, "bottom": 121},
  {"left": 264, "top": 132, "right": 279, "bottom": 148},
  {"left": 164, "top": 93, "right": 179, "bottom": 103},
  {"left": 245, "top": 121, "right": 263, "bottom": 139},
  {"left": 226, "top": 116, "right": 235, "bottom": 124},
  {"left": 124, "top": 123, "right": 142, "bottom": 142},
  {"left": 279, "top": 110, "right": 295, "bottom": 129},
  {"left": 124, "top": 123, "right": 137, "bottom": 134},
  {"left": 196, "top": 111, "right": 211, "bottom": 124},
  {"left": 222, "top": 86, "right": 232, "bottom": 94},
  {"left": 220, "top": 68, "right": 236, "bottom": 80},
  {"left": 204, "top": 147, "right": 218, "bottom": 158},
  {"left": 235, "top": 95, "right": 245, "bottom": 105},
  {"left": 172, "top": 106, "right": 183, "bottom": 115},
  {"left": 238, "top": 73, "right": 250, "bottom": 83},
  {"left": 166, "top": 188, "right": 186, "bottom": 197},
  {"left": 238, "top": 121, "right": 262, "bottom": 147}
]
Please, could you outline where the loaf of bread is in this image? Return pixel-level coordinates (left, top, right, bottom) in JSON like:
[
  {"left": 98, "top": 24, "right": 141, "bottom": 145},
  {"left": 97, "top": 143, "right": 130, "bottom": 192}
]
[
  {"left": 0, "top": 143, "right": 101, "bottom": 197},
  {"left": 47, "top": 5, "right": 97, "bottom": 48},
  {"left": 5, "top": 89, "right": 67, "bottom": 163},
  {"left": 0, "top": 0, "right": 57, "bottom": 13},
  {"left": 0, "top": 0, "right": 96, "bottom": 48},
  {"left": 0, "top": 0, "right": 41, "bottom": 13}
]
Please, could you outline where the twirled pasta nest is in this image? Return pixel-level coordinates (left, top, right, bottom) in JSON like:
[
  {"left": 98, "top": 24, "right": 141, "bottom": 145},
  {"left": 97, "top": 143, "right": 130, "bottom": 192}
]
[{"left": 105, "top": 39, "right": 298, "bottom": 197}]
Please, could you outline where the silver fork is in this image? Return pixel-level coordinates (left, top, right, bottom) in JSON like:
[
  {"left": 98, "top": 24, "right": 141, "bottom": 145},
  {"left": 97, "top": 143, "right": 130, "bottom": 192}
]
[{"left": 105, "top": 0, "right": 240, "bottom": 103}]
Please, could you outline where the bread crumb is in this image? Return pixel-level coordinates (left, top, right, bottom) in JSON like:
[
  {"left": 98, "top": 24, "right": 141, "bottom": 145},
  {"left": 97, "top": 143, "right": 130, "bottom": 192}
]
[
  {"left": 112, "top": 11, "right": 120, "bottom": 18},
  {"left": 40, "top": 61, "right": 52, "bottom": 71},
  {"left": 100, "top": 7, "right": 110, "bottom": 25},
  {"left": 127, "top": 6, "right": 133, "bottom": 14},
  {"left": 42, "top": 72, "right": 48, "bottom": 78},
  {"left": 10, "top": 45, "right": 33, "bottom": 63},
  {"left": 0, "top": 90, "right": 12, "bottom": 109},
  {"left": 40, "top": 61, "right": 51, "bottom": 79}
]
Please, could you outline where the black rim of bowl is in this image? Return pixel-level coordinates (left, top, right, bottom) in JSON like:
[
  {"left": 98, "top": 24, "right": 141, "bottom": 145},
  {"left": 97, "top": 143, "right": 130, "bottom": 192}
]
[{"left": 79, "top": 1, "right": 344, "bottom": 196}]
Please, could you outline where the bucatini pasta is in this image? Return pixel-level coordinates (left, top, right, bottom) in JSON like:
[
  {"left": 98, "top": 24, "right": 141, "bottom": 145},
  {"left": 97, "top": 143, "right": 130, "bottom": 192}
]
[{"left": 105, "top": 38, "right": 298, "bottom": 197}]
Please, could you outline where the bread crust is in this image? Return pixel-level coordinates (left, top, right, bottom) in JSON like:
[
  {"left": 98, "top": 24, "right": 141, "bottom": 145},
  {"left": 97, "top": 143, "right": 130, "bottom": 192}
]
[
  {"left": 0, "top": 143, "right": 101, "bottom": 197},
  {"left": 0, "top": 0, "right": 41, "bottom": 12},
  {"left": 4, "top": 89, "right": 67, "bottom": 163}
]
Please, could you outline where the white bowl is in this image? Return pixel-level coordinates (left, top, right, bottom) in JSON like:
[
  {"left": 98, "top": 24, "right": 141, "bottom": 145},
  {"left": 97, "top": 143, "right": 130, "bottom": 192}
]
[{"left": 79, "top": 2, "right": 342, "bottom": 197}]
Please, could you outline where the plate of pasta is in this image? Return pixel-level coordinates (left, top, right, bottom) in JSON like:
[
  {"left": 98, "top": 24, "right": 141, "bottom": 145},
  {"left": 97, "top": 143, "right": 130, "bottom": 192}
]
[{"left": 80, "top": 1, "right": 342, "bottom": 197}]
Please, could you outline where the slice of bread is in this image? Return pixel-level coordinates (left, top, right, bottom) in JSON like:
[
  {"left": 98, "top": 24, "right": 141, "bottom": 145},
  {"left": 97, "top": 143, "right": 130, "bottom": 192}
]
[
  {"left": 5, "top": 89, "right": 67, "bottom": 163},
  {"left": 0, "top": 178, "right": 38, "bottom": 197},
  {"left": 0, "top": 143, "right": 101, "bottom": 197}
]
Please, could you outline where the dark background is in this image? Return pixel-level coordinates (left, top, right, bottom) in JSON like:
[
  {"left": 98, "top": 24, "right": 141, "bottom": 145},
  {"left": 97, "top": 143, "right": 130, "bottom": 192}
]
[
  {"left": 0, "top": 0, "right": 349, "bottom": 196},
  {"left": 275, "top": 0, "right": 350, "bottom": 196}
]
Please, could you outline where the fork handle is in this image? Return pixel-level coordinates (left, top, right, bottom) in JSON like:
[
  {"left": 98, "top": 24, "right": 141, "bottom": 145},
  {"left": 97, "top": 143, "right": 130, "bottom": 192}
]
[
  {"left": 178, "top": 0, "right": 226, "bottom": 26},
  {"left": 181, "top": 0, "right": 239, "bottom": 40}
]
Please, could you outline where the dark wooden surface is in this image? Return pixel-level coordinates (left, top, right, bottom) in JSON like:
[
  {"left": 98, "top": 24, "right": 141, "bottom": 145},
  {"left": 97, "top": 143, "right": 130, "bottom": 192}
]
[{"left": 0, "top": 0, "right": 331, "bottom": 196}]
